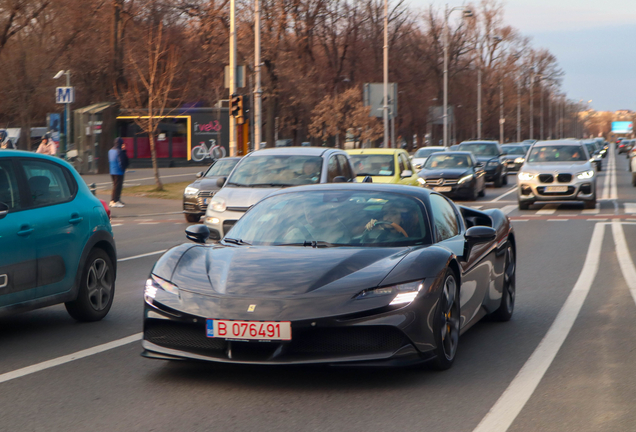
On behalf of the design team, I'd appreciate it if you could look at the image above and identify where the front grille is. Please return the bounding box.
[223,220,237,234]
[539,174,554,183]
[557,173,572,183]
[184,203,199,211]
[425,178,458,186]
[287,327,407,355]
[536,186,575,196]
[226,206,251,212]
[198,190,216,198]
[145,320,227,353]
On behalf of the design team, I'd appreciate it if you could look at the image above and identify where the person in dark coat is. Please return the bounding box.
[109,138,125,208]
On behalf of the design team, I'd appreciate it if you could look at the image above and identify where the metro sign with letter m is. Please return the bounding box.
[56,87,74,104]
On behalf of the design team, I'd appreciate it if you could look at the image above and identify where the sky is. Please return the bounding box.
[406,0,636,111]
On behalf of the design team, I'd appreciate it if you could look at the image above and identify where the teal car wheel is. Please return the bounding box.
[65,248,115,322]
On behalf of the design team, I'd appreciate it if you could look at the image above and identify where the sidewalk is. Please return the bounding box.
[83,167,202,190]
[95,191,183,219]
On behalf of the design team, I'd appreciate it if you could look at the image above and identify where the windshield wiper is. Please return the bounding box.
[225,182,249,187]
[223,238,251,246]
[249,183,295,187]
[278,241,338,248]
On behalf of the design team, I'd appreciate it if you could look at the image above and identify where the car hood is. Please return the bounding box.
[170,245,410,298]
[501,154,523,162]
[212,185,283,208]
[418,168,471,179]
[474,155,500,164]
[412,157,428,166]
[521,161,592,173]
[191,177,224,192]
[356,175,397,184]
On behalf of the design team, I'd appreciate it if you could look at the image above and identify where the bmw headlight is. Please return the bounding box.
[458,174,473,184]
[577,170,594,179]
[417,177,426,185]
[355,281,423,306]
[514,157,525,164]
[210,197,227,212]
[487,160,500,167]
[518,172,536,181]
[145,274,179,301]
[184,186,199,198]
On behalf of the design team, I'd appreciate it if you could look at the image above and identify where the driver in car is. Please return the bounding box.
[296,160,321,182]
[365,202,409,239]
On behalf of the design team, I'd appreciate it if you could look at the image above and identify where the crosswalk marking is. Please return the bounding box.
[581,204,600,214]
[501,205,516,215]
[536,204,558,215]
[624,203,636,214]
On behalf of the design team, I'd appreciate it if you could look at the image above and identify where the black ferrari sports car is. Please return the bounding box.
[142,184,516,370]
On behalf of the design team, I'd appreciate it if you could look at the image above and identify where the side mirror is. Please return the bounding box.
[362,176,373,183]
[333,176,347,183]
[401,170,413,178]
[196,171,203,178]
[463,226,497,260]
[216,177,226,188]
[475,162,484,169]
[186,224,210,244]
[0,202,8,220]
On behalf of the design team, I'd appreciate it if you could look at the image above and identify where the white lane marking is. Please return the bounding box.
[0,334,142,385]
[536,204,558,215]
[117,250,167,262]
[501,205,516,215]
[111,223,123,227]
[624,203,636,214]
[581,204,600,215]
[489,186,517,202]
[588,219,608,221]
[513,219,529,222]
[472,223,605,432]
[91,172,199,187]
[610,149,618,200]
[601,159,610,201]
[611,222,636,305]
[471,205,484,210]
[547,219,569,222]
[139,222,160,225]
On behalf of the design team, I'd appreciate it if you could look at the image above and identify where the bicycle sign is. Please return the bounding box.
[191,139,226,162]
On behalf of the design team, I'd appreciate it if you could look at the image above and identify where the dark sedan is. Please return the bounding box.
[183,157,241,222]
[417,152,486,200]
[501,144,530,172]
[143,184,516,370]
[457,141,508,187]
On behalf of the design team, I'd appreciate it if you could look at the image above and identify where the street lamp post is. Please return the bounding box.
[517,71,521,142]
[54,70,71,153]
[529,67,535,140]
[253,0,262,150]
[443,5,472,148]
[538,75,544,140]
[229,0,237,156]
[383,0,389,147]
[477,68,481,139]
[499,77,504,144]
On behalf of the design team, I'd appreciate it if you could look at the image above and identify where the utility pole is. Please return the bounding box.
[540,79,544,140]
[443,4,449,148]
[229,0,237,156]
[517,72,521,142]
[477,68,482,139]
[383,0,389,147]
[548,93,552,139]
[253,0,262,151]
[529,67,534,140]
[499,78,504,144]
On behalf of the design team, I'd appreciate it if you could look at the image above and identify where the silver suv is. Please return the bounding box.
[517,140,596,210]
[204,147,356,240]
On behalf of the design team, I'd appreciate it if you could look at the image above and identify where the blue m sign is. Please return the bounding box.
[56,87,74,104]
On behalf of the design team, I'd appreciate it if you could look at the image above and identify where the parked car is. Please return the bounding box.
[0,151,116,320]
[456,141,508,187]
[500,143,530,172]
[183,157,241,223]
[204,147,356,240]
[347,148,419,186]
[417,151,486,200]
[410,146,446,171]
[143,184,516,370]
[517,140,596,210]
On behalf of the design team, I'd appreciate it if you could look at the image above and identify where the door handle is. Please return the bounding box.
[69,213,84,225]
[17,224,33,236]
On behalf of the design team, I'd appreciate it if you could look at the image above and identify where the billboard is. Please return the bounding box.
[363,83,397,119]
[611,121,633,134]
[47,113,61,143]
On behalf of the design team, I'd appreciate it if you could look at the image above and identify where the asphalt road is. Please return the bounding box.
[2,147,636,432]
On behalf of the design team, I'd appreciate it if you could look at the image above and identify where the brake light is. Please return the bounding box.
[99,199,111,220]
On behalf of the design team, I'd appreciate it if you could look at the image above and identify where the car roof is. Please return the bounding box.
[218,156,242,161]
[0,149,61,160]
[266,182,431,199]
[346,148,403,155]
[501,143,526,147]
[247,147,331,156]
[431,151,473,156]
[458,141,500,145]
[531,139,583,147]
[415,146,446,149]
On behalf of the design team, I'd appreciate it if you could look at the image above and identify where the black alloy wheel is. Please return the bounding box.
[491,244,516,322]
[65,248,115,322]
[430,269,460,370]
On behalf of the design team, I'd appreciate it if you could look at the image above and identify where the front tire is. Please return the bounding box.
[632,172,636,187]
[518,200,530,210]
[584,197,597,210]
[494,173,503,188]
[491,244,516,322]
[430,270,460,370]
[65,249,115,322]
[185,214,201,223]
[502,172,508,185]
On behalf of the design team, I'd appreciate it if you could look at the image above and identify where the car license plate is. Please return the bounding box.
[206,319,291,341]
[545,186,568,193]
[433,186,452,192]
[203,198,209,205]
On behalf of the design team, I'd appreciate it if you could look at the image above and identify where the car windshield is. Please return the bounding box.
[205,159,239,177]
[226,155,323,186]
[584,143,596,155]
[527,145,588,163]
[457,143,499,156]
[349,154,395,176]
[226,190,431,247]
[424,154,472,169]
[502,146,526,155]
[414,148,443,158]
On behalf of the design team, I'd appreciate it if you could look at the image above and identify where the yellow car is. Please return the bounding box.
[346,148,420,186]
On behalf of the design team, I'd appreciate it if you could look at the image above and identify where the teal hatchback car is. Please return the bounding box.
[0,151,116,321]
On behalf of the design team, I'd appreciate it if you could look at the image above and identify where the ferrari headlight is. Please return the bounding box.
[514,157,525,164]
[577,170,594,179]
[145,274,179,302]
[355,281,424,306]
[487,160,499,167]
[417,177,426,185]
[184,186,199,198]
[210,197,226,212]
[518,172,536,181]
[458,174,473,184]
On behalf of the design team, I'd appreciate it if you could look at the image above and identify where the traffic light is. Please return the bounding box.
[230,93,241,118]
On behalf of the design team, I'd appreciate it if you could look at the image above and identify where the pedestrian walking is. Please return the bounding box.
[119,141,129,205]
[35,134,57,155]
[109,137,126,208]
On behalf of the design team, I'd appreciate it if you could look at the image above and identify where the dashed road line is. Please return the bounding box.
[117,250,167,262]
[501,205,516,215]
[536,204,558,215]
[612,221,636,305]
[489,186,517,203]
